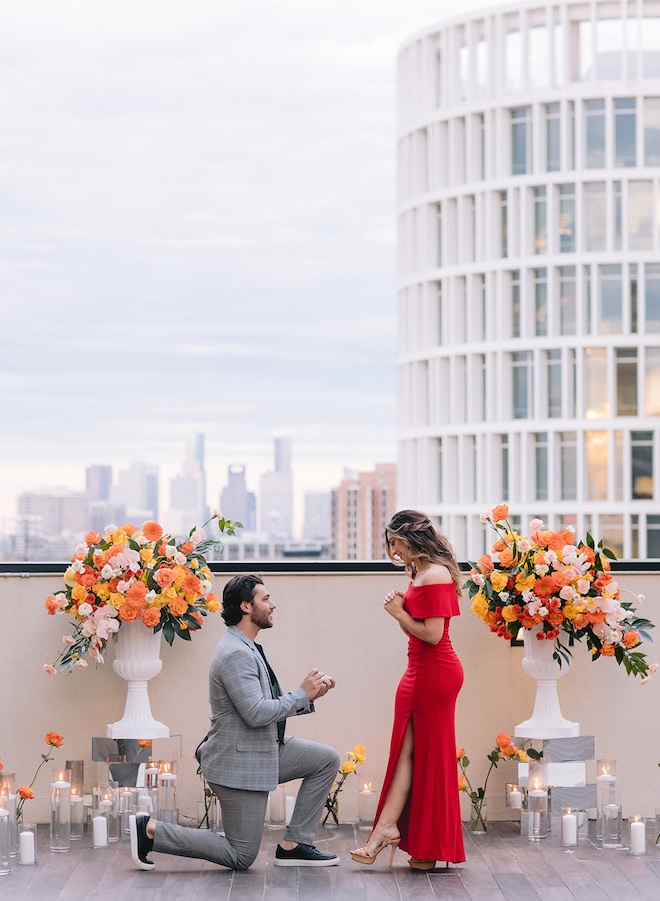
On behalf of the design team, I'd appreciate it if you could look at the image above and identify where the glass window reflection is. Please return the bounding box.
[644,98,660,166]
[584,182,606,251]
[585,347,609,418]
[545,103,560,171]
[646,264,660,333]
[586,431,609,499]
[645,347,660,415]
[614,98,636,167]
[585,99,606,168]
[631,431,654,499]
[616,348,637,416]
[595,20,623,80]
[598,264,623,334]
[628,181,653,250]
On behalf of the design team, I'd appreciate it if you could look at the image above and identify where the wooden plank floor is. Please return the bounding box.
[2,821,660,900]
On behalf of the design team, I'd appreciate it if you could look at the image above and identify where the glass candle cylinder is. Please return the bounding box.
[18,822,37,865]
[70,790,84,840]
[600,789,622,849]
[92,810,108,849]
[157,761,177,824]
[119,787,136,834]
[561,806,578,848]
[0,807,10,876]
[596,761,617,840]
[65,760,84,798]
[506,783,524,809]
[358,779,378,830]
[528,788,548,840]
[629,815,647,855]
[0,774,17,857]
[145,762,159,789]
[50,768,71,852]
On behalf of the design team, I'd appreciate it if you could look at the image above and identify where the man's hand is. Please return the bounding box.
[301,668,336,700]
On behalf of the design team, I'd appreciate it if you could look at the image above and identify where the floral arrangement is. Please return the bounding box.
[0,732,65,819]
[465,504,655,679]
[457,733,533,832]
[44,514,240,674]
[322,743,367,826]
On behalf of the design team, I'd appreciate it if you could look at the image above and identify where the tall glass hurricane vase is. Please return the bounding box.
[514,624,579,739]
[107,620,169,739]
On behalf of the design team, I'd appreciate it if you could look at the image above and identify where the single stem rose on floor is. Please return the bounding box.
[14,731,64,819]
[457,734,536,833]
[322,744,367,826]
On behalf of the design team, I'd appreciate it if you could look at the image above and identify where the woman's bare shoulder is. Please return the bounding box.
[416,564,453,586]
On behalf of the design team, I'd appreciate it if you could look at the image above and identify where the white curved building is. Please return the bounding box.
[396,0,660,560]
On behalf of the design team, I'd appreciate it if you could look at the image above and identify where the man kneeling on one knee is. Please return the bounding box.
[130,573,340,870]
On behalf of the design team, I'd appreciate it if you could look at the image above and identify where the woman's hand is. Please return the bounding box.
[383,590,406,620]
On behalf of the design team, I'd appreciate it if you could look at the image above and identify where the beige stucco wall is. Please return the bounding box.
[1,569,658,824]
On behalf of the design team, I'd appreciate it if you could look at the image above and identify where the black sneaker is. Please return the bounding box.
[274,843,339,867]
[129,814,155,870]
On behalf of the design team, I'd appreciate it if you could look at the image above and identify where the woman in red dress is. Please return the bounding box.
[349,509,465,870]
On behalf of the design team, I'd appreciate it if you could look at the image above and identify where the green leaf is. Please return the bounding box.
[163,621,175,646]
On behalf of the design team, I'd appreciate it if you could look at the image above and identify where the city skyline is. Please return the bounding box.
[0,0,501,528]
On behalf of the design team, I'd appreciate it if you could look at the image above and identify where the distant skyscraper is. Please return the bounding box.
[16,488,90,559]
[110,462,159,523]
[220,465,256,531]
[165,432,208,537]
[332,463,397,560]
[86,465,112,502]
[397,0,660,560]
[259,436,293,538]
[303,492,332,542]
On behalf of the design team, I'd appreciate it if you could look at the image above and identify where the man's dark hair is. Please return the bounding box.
[221,574,264,626]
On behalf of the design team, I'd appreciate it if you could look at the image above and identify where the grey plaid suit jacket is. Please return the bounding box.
[198,625,314,791]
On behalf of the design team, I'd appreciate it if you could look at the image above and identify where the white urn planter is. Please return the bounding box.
[107,619,169,739]
[514,625,579,739]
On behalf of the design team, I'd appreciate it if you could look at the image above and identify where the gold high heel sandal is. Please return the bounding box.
[408,857,436,871]
[349,830,401,866]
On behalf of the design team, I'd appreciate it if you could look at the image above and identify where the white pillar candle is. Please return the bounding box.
[630,819,646,854]
[93,815,108,848]
[19,829,35,864]
[510,790,523,809]
[528,789,547,834]
[562,811,577,845]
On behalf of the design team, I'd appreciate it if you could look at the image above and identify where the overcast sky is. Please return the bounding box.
[1,0,500,529]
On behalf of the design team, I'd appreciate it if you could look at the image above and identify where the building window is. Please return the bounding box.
[559,431,577,500]
[614,98,637,167]
[616,348,637,416]
[632,431,654,499]
[631,263,638,333]
[598,265,623,334]
[511,270,521,338]
[547,350,562,417]
[500,191,508,258]
[506,27,522,92]
[545,103,560,171]
[500,434,510,501]
[584,182,606,251]
[559,266,576,335]
[644,98,660,165]
[535,432,548,501]
[511,107,532,175]
[595,20,622,80]
[642,20,660,78]
[645,347,660,415]
[585,99,606,168]
[437,437,443,502]
[585,347,609,419]
[436,203,443,267]
[600,515,624,558]
[534,187,547,254]
[436,281,443,345]
[648,516,660,558]
[614,181,623,250]
[512,351,533,419]
[558,184,576,252]
[534,268,548,336]
[586,431,609,500]
[628,181,653,250]
[646,263,660,333]
[529,25,549,88]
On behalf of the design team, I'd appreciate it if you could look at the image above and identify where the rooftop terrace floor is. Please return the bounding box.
[3,821,660,901]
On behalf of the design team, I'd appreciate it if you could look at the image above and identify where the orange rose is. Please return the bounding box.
[476,554,494,574]
[142,521,164,542]
[547,610,565,627]
[154,567,176,588]
[600,643,616,656]
[141,608,161,628]
[458,776,467,792]
[45,595,59,615]
[85,531,102,545]
[623,630,640,648]
[552,570,572,589]
[456,747,465,759]
[80,572,96,589]
[119,604,140,622]
[180,542,194,554]
[573,613,589,630]
[492,538,506,553]
[496,733,513,750]
[168,597,189,617]
[18,786,34,800]
[498,547,515,567]
[121,523,138,536]
[547,529,575,551]
[491,504,509,523]
[45,731,64,747]
[190,611,204,628]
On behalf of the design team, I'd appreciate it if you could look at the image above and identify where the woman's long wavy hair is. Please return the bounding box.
[385,509,462,591]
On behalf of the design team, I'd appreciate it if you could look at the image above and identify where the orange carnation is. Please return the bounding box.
[491,504,509,523]
[45,731,64,747]
[142,521,163,542]
[141,608,161,628]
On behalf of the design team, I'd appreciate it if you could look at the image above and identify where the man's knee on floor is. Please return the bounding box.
[234,848,259,871]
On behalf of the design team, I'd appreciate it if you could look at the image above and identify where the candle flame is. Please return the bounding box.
[363,782,372,791]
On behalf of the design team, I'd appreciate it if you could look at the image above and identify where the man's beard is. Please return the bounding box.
[250,608,273,630]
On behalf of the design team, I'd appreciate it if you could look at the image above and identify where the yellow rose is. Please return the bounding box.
[471,593,488,619]
[71,583,87,602]
[200,565,211,579]
[515,573,536,593]
[190,559,199,570]
[171,565,187,586]
[501,604,519,623]
[94,582,110,601]
[562,603,577,620]
[161,586,178,600]
[140,547,154,564]
[206,597,221,613]
[490,571,509,593]
[110,592,124,607]
[341,760,356,775]
[351,744,367,765]
[110,530,129,546]
[64,566,75,585]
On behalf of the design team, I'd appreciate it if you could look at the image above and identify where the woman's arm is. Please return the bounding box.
[383,590,446,645]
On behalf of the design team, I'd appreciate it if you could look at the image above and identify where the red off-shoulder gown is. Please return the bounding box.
[374,582,465,863]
